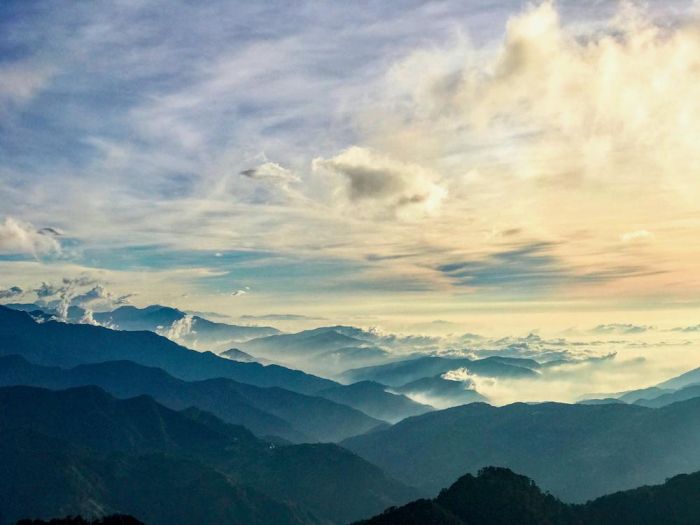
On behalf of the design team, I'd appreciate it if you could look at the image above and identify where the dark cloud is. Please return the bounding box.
[38,227,63,236]
[437,242,662,291]
[591,324,654,335]
[0,286,23,299]
[671,324,700,333]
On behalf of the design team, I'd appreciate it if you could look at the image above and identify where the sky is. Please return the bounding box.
[2,0,700,337]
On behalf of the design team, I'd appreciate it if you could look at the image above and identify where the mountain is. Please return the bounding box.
[655,366,700,391]
[0,385,416,524]
[342,355,538,387]
[635,383,700,408]
[316,381,433,423]
[93,304,184,330]
[356,466,700,525]
[221,347,258,362]
[577,397,625,405]
[0,385,264,455]
[0,427,318,525]
[93,305,280,346]
[356,467,571,525]
[0,308,429,431]
[342,399,700,502]
[0,355,385,442]
[617,386,674,403]
[242,326,370,357]
[392,375,488,408]
[314,346,390,371]
[0,305,334,395]
[240,327,394,376]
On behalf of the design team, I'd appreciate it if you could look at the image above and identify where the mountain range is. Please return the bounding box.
[0,355,385,442]
[342,398,700,502]
[0,385,416,525]
[341,355,539,387]
[0,306,434,423]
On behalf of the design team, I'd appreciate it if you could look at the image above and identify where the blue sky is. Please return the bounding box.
[2,0,700,332]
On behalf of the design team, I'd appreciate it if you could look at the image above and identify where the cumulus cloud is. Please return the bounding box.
[71,284,134,311]
[30,278,134,321]
[158,314,196,343]
[0,286,23,300]
[313,146,447,219]
[0,217,61,256]
[382,1,700,191]
[336,1,700,296]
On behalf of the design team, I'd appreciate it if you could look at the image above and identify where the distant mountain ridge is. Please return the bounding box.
[0,306,435,427]
[342,355,539,387]
[0,305,334,395]
[0,355,384,442]
[343,398,700,502]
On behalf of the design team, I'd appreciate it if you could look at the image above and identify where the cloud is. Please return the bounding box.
[239,313,327,321]
[0,286,23,300]
[3,0,700,311]
[671,324,700,333]
[436,242,656,293]
[591,323,654,335]
[71,284,134,310]
[158,315,195,344]
[621,230,653,243]
[0,217,61,256]
[313,146,447,219]
[241,162,300,185]
[0,62,53,110]
[30,277,134,320]
[377,1,700,193]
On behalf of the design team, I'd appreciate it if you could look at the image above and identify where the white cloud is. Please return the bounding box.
[71,284,134,311]
[158,314,195,344]
[0,217,61,257]
[621,230,653,243]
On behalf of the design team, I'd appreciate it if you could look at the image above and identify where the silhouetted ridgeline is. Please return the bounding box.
[356,467,700,525]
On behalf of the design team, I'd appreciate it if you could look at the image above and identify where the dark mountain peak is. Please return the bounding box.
[0,304,36,326]
[357,467,570,525]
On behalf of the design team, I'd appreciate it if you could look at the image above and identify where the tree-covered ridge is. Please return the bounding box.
[356,467,700,525]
